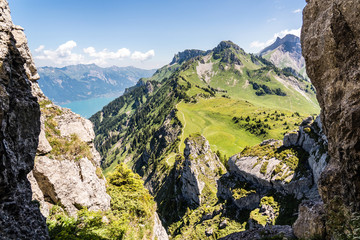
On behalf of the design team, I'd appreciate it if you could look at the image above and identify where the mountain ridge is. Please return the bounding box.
[38,63,156,104]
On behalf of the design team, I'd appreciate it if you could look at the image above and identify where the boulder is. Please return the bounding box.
[31,156,110,217]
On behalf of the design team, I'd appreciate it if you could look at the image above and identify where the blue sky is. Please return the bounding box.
[9,0,306,69]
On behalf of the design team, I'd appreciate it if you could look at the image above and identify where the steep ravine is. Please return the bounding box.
[302,0,360,238]
[0,0,49,238]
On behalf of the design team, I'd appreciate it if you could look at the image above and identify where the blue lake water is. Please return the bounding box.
[61,96,118,119]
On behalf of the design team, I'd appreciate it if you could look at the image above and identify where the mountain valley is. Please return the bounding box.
[89,39,322,239]
[2,0,359,239]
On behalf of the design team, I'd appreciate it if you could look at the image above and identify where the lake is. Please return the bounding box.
[60,96,118,119]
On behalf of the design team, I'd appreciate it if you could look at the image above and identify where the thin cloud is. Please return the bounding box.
[293,9,302,13]
[250,28,301,52]
[34,41,155,67]
[131,50,155,61]
[34,40,84,65]
[83,47,131,59]
[35,45,45,52]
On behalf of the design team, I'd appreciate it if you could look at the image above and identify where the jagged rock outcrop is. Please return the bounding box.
[30,155,110,217]
[175,134,225,207]
[283,116,328,183]
[227,139,314,200]
[302,0,360,237]
[27,86,110,217]
[0,0,49,238]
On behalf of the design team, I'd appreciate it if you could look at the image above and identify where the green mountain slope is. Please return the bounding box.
[90,40,319,238]
[91,39,319,177]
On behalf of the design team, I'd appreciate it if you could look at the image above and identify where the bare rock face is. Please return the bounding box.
[27,89,110,217]
[175,134,225,207]
[0,0,49,238]
[283,116,328,184]
[31,156,111,217]
[228,140,314,200]
[302,0,360,237]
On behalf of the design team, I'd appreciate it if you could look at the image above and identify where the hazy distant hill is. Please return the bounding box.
[38,64,156,104]
[260,34,309,80]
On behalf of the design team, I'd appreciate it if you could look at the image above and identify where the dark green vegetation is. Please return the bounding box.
[38,64,156,104]
[47,164,156,240]
[90,40,320,238]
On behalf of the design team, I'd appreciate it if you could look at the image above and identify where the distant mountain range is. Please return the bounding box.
[38,64,156,104]
[259,34,309,80]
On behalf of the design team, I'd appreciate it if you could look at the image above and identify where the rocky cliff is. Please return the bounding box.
[302,0,360,237]
[0,0,49,238]
[175,134,225,208]
[28,85,111,217]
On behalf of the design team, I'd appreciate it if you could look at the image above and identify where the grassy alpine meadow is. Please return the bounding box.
[177,97,311,157]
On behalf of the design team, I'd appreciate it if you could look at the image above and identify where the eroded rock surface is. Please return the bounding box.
[302,0,360,237]
[228,139,314,200]
[175,134,225,207]
[27,87,110,217]
[0,0,49,238]
[283,116,328,184]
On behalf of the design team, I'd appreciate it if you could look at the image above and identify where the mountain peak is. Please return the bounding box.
[260,34,300,56]
[214,40,242,52]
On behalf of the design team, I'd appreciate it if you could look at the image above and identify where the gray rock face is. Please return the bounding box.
[27,87,110,216]
[31,156,110,217]
[0,0,49,238]
[283,116,328,184]
[302,0,360,237]
[228,141,313,200]
[293,201,326,239]
[176,134,225,207]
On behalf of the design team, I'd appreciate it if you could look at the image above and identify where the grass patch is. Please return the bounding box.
[177,97,307,158]
[49,134,93,161]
